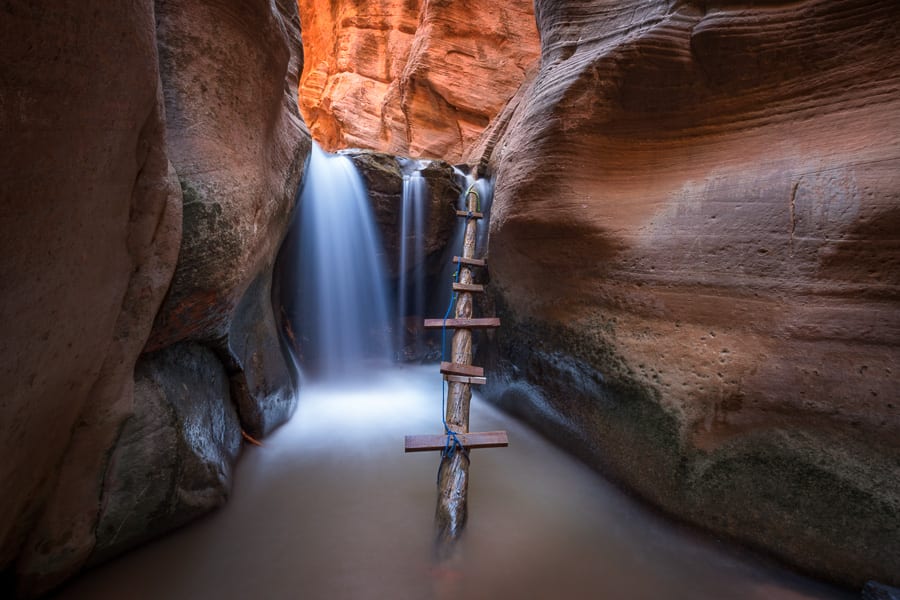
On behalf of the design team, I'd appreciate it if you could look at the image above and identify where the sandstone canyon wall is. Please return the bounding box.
[482,0,900,586]
[296,0,540,162]
[0,0,309,596]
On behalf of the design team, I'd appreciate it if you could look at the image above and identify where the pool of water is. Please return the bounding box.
[55,365,851,600]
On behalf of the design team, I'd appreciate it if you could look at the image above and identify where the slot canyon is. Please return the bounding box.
[1,0,897,598]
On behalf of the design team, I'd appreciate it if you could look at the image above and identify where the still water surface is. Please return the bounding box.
[56,366,851,600]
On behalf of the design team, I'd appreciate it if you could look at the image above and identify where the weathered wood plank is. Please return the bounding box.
[443,374,487,385]
[405,431,509,453]
[453,256,486,267]
[424,317,500,329]
[440,361,484,377]
[455,210,484,219]
[452,282,484,293]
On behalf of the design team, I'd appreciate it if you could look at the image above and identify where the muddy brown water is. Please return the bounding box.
[55,365,851,600]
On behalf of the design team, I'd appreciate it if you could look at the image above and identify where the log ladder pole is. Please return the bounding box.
[404,181,507,554]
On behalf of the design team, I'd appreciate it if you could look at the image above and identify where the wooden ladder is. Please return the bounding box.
[405,187,507,456]
[405,183,508,547]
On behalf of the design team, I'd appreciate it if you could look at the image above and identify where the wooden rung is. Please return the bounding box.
[405,430,509,453]
[452,282,484,293]
[440,361,484,377]
[453,256,486,267]
[424,318,500,329]
[443,374,487,385]
[456,210,484,219]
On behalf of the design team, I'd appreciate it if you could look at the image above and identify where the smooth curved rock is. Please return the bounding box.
[147,0,309,447]
[90,343,241,566]
[227,269,299,438]
[148,0,309,350]
[2,0,310,595]
[0,1,181,595]
[484,0,900,587]
[296,0,540,161]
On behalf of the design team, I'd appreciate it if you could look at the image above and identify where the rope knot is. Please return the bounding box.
[442,426,470,461]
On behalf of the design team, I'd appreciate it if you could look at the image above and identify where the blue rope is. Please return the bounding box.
[436,183,482,477]
[439,261,468,467]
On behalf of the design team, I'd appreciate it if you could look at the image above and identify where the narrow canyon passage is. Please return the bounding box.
[53,367,849,600]
[3,0,898,596]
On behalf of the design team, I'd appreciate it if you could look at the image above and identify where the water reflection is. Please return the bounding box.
[54,366,850,600]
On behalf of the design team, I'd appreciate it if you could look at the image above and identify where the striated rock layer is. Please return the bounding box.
[296,0,540,161]
[482,0,900,587]
[0,0,309,596]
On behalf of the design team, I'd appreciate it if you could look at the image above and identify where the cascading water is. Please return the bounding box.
[296,143,393,377]
[432,169,494,318]
[396,167,428,357]
[55,151,851,600]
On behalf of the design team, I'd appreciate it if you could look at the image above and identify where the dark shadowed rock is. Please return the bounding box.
[863,581,900,600]
[227,270,299,438]
[2,0,309,595]
[90,343,240,566]
[344,150,460,277]
[1,1,181,595]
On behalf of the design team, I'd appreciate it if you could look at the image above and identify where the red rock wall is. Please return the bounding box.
[484,0,900,586]
[0,1,181,592]
[296,0,540,162]
[0,0,309,595]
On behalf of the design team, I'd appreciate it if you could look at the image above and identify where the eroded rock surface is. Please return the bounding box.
[91,344,241,566]
[483,0,900,586]
[1,0,309,595]
[0,1,181,594]
[148,0,310,440]
[296,0,540,161]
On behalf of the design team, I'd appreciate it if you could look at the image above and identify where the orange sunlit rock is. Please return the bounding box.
[296,0,540,161]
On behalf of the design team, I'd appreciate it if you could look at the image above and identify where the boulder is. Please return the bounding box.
[90,344,241,566]
[483,0,900,587]
[863,581,900,600]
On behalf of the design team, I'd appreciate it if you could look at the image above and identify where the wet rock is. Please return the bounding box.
[90,343,240,566]
[227,270,298,438]
[483,0,900,587]
[296,0,540,161]
[344,150,460,278]
[863,581,900,600]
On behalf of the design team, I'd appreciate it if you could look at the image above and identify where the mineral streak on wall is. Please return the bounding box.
[296,0,540,162]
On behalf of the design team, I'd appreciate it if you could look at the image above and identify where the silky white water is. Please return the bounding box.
[53,149,849,600]
[397,169,428,354]
[296,143,393,376]
[55,366,849,600]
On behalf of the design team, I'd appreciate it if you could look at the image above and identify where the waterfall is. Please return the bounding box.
[431,169,495,319]
[397,167,428,357]
[296,143,393,377]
